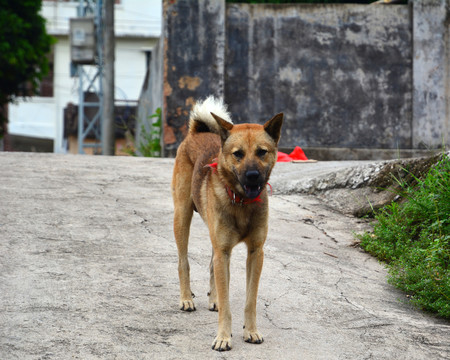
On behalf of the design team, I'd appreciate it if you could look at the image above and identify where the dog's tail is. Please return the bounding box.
[189,96,233,135]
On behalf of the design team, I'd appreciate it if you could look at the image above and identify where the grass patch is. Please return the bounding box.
[358,153,449,318]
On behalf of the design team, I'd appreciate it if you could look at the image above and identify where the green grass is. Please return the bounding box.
[123,108,162,157]
[358,153,450,318]
[137,108,162,157]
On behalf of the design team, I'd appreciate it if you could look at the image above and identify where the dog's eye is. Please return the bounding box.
[257,149,268,158]
[233,150,244,160]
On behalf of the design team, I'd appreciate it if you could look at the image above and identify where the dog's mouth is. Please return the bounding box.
[243,184,263,199]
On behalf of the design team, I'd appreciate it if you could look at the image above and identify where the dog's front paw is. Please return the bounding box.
[243,327,264,344]
[179,299,196,312]
[212,335,232,351]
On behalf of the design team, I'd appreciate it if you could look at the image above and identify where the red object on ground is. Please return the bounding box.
[277,146,308,162]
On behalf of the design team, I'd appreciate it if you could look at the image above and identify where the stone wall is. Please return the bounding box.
[137,0,449,159]
[225,4,412,150]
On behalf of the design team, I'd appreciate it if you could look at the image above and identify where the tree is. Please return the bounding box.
[0,0,54,138]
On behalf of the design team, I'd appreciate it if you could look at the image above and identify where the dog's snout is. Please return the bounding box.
[245,170,260,182]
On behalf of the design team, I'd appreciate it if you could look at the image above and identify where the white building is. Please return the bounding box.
[8,0,161,153]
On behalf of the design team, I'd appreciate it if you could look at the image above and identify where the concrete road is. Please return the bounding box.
[0,153,448,359]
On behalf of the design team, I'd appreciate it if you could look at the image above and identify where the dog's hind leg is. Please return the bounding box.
[174,206,195,311]
[172,160,195,312]
[208,248,218,311]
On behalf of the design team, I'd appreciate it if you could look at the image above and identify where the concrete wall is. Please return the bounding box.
[162,0,225,155]
[136,35,163,154]
[412,0,450,149]
[138,0,449,159]
[225,4,412,150]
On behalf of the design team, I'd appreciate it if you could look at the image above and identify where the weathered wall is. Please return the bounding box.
[138,0,449,158]
[225,4,412,150]
[162,0,225,155]
[136,35,163,154]
[412,0,450,149]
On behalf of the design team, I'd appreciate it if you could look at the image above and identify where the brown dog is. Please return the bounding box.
[172,96,283,351]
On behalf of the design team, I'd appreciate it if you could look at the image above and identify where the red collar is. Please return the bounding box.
[206,162,271,205]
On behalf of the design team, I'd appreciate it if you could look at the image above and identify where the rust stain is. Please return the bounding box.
[178,76,202,90]
[163,36,172,98]
[179,123,188,138]
[164,82,173,97]
[185,96,195,107]
[164,124,176,145]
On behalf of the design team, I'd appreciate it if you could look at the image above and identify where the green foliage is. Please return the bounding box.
[359,154,450,318]
[0,0,55,134]
[135,108,162,157]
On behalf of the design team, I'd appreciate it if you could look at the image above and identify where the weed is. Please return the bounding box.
[358,153,450,318]
[123,108,162,157]
[138,108,162,157]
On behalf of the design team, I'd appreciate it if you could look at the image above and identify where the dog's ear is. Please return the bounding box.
[211,112,233,143]
[264,113,284,145]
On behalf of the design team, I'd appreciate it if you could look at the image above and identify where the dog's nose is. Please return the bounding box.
[245,170,260,183]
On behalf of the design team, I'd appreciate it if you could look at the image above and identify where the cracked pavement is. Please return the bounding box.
[0,152,449,359]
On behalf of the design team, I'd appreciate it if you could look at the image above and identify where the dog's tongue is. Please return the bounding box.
[244,185,261,199]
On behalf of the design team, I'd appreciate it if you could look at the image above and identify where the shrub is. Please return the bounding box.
[359,153,450,318]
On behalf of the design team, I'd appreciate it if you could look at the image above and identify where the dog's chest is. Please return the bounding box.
[223,205,265,240]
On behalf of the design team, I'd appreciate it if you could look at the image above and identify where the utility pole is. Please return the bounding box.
[102,0,115,155]
[72,0,104,155]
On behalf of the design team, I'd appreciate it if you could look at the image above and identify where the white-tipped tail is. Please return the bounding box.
[189,96,232,134]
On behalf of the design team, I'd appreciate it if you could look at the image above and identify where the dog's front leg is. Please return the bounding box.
[244,244,264,344]
[211,248,232,351]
